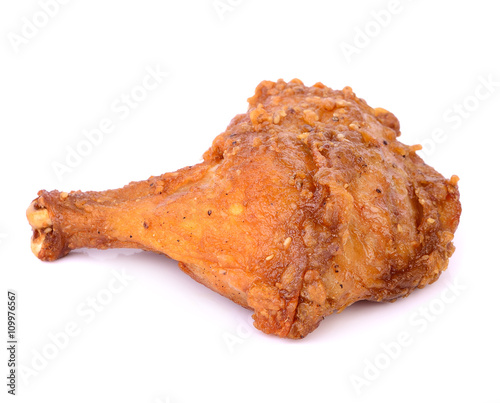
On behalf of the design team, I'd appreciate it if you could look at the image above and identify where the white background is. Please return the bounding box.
[1,1,499,402]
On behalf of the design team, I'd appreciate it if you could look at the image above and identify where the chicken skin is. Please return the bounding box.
[27,79,461,339]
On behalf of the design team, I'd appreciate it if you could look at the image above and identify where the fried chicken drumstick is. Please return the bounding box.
[27,79,461,339]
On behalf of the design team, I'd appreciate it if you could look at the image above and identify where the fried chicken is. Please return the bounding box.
[27,79,461,339]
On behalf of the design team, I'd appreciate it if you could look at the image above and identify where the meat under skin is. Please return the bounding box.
[27,79,461,339]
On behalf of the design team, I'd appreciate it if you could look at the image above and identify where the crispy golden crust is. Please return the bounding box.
[27,79,461,338]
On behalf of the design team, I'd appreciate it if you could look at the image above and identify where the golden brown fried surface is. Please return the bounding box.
[27,79,461,339]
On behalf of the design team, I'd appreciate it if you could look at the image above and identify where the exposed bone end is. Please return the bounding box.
[27,197,70,261]
[30,229,45,257]
[27,201,52,229]
[27,200,52,259]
